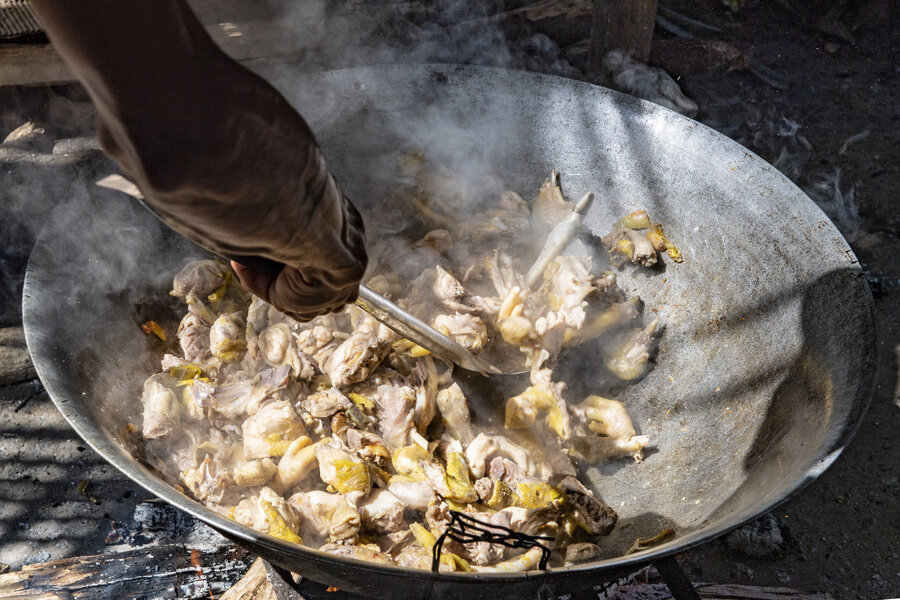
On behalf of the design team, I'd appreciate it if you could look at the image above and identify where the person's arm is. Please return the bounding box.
[30,0,367,320]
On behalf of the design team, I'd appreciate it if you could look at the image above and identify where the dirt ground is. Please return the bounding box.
[636,2,899,598]
[1,1,898,598]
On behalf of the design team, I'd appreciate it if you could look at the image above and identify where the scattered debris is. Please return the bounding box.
[602,50,699,117]
[838,129,870,155]
[727,513,784,558]
[76,479,101,505]
[804,168,861,242]
[650,38,753,75]
[625,528,676,555]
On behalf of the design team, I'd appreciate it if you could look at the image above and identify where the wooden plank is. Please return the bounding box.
[0,327,35,385]
[608,582,837,600]
[0,545,253,600]
[219,558,276,600]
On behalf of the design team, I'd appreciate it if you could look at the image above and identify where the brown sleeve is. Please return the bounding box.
[30,0,368,318]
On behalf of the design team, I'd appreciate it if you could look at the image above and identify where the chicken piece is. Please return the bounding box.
[570,434,650,463]
[273,436,330,493]
[300,388,352,418]
[171,259,230,300]
[497,286,540,349]
[234,486,302,544]
[472,546,545,573]
[465,433,541,481]
[504,368,573,440]
[543,255,595,330]
[558,476,617,538]
[257,323,315,380]
[208,365,291,419]
[181,455,234,503]
[318,543,395,564]
[209,312,247,363]
[435,383,475,446]
[387,476,436,511]
[432,265,500,315]
[533,311,568,356]
[404,447,478,504]
[422,229,452,253]
[486,251,527,300]
[575,298,640,344]
[233,458,277,488]
[411,356,438,434]
[646,221,683,262]
[432,265,466,309]
[346,429,391,467]
[177,311,211,364]
[603,226,658,267]
[487,456,529,486]
[565,542,603,564]
[357,489,407,534]
[578,395,638,439]
[603,318,660,381]
[531,170,574,228]
[315,445,371,504]
[141,374,180,439]
[323,314,393,387]
[289,490,361,544]
[241,400,307,459]
[295,320,340,367]
[396,544,433,569]
[160,353,192,371]
[373,383,416,450]
[431,313,488,353]
[573,395,650,461]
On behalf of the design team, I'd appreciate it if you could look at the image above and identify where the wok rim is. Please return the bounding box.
[22,62,877,593]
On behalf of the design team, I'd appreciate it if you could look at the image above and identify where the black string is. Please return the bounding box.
[431,510,554,572]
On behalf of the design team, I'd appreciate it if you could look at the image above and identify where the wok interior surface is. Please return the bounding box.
[23,64,875,599]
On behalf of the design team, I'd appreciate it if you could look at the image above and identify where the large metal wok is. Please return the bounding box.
[23,64,875,599]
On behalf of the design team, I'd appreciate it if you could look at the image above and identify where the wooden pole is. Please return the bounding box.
[588,0,658,73]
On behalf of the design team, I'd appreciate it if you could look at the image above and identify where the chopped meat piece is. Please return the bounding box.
[141,374,180,439]
[373,383,416,450]
[257,323,315,380]
[182,455,234,503]
[357,489,407,534]
[435,383,474,446]
[171,260,230,300]
[241,400,307,459]
[319,543,395,564]
[209,312,246,363]
[177,312,211,364]
[289,490,361,544]
[558,476,617,538]
[301,388,352,418]
[234,486,302,543]
[431,313,488,352]
[315,444,371,504]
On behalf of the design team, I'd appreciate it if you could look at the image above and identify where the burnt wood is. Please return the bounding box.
[0,545,252,600]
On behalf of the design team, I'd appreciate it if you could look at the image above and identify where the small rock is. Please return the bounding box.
[2,121,50,151]
[733,562,755,580]
[23,551,51,566]
[726,513,784,557]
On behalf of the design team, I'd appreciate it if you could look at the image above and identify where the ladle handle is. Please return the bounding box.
[354,285,498,375]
